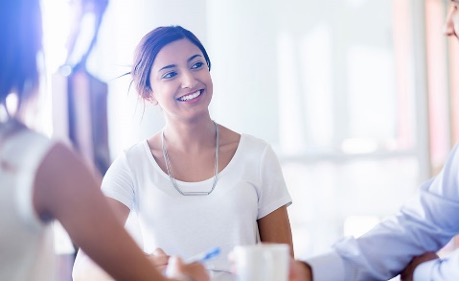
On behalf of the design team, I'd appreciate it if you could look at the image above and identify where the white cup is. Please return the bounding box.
[232,243,290,281]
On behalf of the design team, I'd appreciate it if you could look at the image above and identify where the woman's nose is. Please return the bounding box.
[180,71,196,88]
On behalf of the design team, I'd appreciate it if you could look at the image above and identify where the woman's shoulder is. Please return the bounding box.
[2,127,56,160]
[218,124,269,147]
[221,130,274,165]
[124,140,150,154]
[218,125,240,146]
[238,133,272,151]
[110,139,152,168]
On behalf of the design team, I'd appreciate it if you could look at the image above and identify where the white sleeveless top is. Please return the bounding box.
[0,127,57,280]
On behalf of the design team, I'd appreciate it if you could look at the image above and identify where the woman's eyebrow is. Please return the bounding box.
[158,64,176,72]
[157,54,203,72]
[187,54,202,62]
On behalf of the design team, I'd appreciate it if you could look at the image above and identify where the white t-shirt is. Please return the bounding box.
[102,133,292,280]
[0,127,57,280]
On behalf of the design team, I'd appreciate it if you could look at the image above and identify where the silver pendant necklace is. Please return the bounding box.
[161,121,219,196]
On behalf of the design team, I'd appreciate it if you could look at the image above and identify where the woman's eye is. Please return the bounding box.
[162,71,177,79]
[191,62,204,69]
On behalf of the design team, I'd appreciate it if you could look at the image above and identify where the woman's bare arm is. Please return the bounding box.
[257,205,294,257]
[72,198,131,280]
[33,143,207,280]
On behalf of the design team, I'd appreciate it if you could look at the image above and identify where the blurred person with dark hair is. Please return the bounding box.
[0,0,208,280]
[289,0,459,281]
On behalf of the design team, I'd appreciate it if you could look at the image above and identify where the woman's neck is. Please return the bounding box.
[162,118,217,153]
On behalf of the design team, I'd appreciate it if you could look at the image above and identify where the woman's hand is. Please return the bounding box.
[289,259,313,280]
[147,248,170,273]
[165,256,210,281]
[400,251,438,281]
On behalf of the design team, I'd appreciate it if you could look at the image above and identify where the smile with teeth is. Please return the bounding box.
[178,90,202,102]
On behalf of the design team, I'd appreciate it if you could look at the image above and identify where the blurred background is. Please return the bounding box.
[35,0,458,279]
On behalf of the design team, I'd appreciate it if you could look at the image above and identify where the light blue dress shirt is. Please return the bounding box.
[306,144,459,280]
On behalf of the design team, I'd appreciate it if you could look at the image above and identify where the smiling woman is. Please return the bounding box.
[72,25,295,281]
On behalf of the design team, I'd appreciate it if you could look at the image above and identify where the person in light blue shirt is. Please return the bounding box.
[289,0,459,281]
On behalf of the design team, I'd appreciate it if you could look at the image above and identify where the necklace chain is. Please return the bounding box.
[161,121,219,196]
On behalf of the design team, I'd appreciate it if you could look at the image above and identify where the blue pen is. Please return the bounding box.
[187,247,221,263]
[165,247,222,277]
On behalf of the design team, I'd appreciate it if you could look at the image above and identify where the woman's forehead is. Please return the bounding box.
[153,39,202,66]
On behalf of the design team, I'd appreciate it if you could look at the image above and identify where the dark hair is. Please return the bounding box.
[0,0,42,112]
[131,25,211,100]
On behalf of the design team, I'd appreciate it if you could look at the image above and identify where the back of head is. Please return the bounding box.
[0,0,42,112]
[131,25,211,100]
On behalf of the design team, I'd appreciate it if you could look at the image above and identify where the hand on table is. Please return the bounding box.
[400,251,438,281]
[147,248,209,280]
[288,259,313,280]
[165,256,210,281]
[147,248,170,273]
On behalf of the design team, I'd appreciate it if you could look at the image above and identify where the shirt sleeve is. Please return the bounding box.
[257,144,292,219]
[413,249,459,281]
[101,151,136,210]
[303,251,346,280]
[304,144,459,280]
